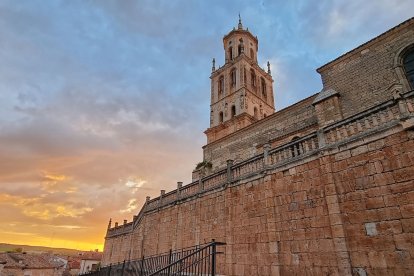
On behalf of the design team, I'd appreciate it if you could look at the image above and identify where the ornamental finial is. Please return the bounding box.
[238,13,243,30]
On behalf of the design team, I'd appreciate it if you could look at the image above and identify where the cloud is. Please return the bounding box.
[120,199,138,214]
[293,0,413,51]
[124,177,147,189]
[0,193,92,220]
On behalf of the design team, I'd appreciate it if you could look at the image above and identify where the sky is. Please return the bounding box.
[0,0,412,251]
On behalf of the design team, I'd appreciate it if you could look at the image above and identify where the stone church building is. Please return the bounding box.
[102,17,414,275]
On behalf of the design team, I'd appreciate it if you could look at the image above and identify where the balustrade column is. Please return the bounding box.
[372,114,379,126]
[303,140,309,152]
[356,120,363,132]
[364,118,371,129]
[379,110,387,123]
[387,108,394,120]
[336,127,342,140]
[348,123,355,135]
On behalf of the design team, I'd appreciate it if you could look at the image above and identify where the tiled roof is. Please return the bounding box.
[312,89,339,105]
[68,259,80,269]
[79,251,102,261]
[0,252,65,269]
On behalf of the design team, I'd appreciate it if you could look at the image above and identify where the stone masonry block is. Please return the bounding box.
[365,222,378,236]
[401,218,414,233]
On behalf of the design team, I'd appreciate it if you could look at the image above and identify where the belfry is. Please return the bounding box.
[205,17,275,143]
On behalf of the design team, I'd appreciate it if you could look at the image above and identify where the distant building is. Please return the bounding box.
[42,254,68,270]
[0,252,65,276]
[78,252,102,275]
[65,258,80,276]
[0,260,7,275]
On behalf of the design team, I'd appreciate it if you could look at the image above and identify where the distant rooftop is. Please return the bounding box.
[0,252,64,269]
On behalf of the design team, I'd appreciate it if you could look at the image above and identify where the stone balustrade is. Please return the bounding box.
[323,100,399,145]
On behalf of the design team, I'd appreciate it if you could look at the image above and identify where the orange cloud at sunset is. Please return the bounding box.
[0,146,199,250]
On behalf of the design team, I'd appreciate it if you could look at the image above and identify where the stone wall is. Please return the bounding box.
[332,130,414,275]
[103,122,414,275]
[102,231,133,264]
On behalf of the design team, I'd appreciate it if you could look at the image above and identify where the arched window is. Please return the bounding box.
[250,49,254,59]
[253,107,258,119]
[231,105,236,117]
[218,76,224,97]
[219,112,224,123]
[230,68,236,87]
[261,78,267,98]
[243,68,247,84]
[238,38,244,56]
[250,69,256,90]
[403,47,414,89]
[229,47,233,60]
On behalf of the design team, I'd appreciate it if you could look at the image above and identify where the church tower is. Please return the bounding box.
[205,17,275,143]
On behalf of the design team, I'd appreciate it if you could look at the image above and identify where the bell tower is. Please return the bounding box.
[205,17,275,143]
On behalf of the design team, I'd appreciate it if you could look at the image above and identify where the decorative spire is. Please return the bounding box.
[238,13,243,30]
[267,61,271,75]
[108,218,112,229]
[212,58,216,72]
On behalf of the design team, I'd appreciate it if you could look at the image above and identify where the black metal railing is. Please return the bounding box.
[80,240,225,276]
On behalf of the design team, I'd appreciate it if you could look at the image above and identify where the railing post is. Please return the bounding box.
[211,239,217,276]
[317,129,326,148]
[167,249,173,276]
[107,264,111,276]
[226,159,233,183]
[177,182,183,200]
[263,143,271,167]
[140,256,144,276]
[120,260,125,276]
[198,177,204,194]
[391,83,408,117]
[159,190,165,208]
[145,196,150,211]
